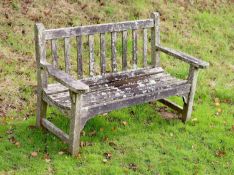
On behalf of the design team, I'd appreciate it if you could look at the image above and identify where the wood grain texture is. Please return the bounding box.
[45,19,154,39]
[111,32,117,72]
[151,12,160,67]
[156,45,209,68]
[51,39,58,68]
[41,63,89,93]
[143,28,147,67]
[122,30,128,71]
[100,33,106,74]
[41,118,69,143]
[132,29,138,69]
[76,35,83,78]
[89,35,95,76]
[64,37,71,74]
[182,66,199,122]
[35,23,48,127]
[69,91,85,155]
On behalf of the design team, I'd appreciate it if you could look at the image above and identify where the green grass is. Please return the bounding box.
[0,0,234,174]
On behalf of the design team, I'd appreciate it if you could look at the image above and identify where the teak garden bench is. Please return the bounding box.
[35,12,209,155]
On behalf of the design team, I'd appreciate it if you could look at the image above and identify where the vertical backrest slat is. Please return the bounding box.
[151,12,160,67]
[76,35,83,78]
[143,29,147,67]
[89,34,95,76]
[111,32,117,72]
[64,37,71,74]
[51,39,58,68]
[132,29,138,69]
[100,33,106,75]
[122,30,128,71]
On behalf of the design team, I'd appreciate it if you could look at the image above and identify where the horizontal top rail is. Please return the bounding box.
[44,19,154,40]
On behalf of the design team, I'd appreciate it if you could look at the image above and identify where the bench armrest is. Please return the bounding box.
[156,45,209,69]
[41,63,89,93]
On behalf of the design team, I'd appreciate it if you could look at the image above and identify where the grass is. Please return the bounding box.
[0,0,234,174]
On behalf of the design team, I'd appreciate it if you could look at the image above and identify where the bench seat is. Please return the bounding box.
[43,67,191,118]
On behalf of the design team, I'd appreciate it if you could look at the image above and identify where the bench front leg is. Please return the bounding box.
[69,91,84,156]
[182,66,199,122]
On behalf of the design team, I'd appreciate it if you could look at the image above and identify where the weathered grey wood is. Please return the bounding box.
[158,99,183,113]
[143,28,147,67]
[41,118,69,143]
[45,19,154,40]
[151,12,160,67]
[64,37,71,74]
[89,35,95,76]
[132,29,138,69]
[76,35,83,78]
[100,33,106,74]
[35,23,48,128]
[182,66,199,122]
[51,39,58,68]
[122,30,128,71]
[41,63,89,93]
[156,45,209,68]
[36,13,207,155]
[84,83,191,119]
[111,32,117,72]
[82,67,163,86]
[69,91,85,155]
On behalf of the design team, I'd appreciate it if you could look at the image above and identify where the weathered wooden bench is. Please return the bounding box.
[35,12,209,155]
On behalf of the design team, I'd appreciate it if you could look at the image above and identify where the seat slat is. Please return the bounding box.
[43,68,191,111]
[82,67,164,86]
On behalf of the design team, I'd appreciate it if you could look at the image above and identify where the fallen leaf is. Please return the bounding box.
[215,102,220,106]
[31,151,38,157]
[103,152,112,159]
[102,136,109,142]
[231,125,234,132]
[103,158,108,163]
[100,128,104,132]
[215,150,225,157]
[217,108,222,113]
[15,141,20,147]
[58,151,64,155]
[44,153,51,163]
[128,163,138,171]
[170,132,173,137]
[122,121,128,126]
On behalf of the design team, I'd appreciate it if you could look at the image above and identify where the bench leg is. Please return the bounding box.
[182,66,199,122]
[69,91,83,156]
[36,92,47,127]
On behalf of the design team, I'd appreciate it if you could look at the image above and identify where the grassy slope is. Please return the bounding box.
[0,0,234,174]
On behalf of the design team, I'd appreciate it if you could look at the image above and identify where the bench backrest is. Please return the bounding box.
[35,12,160,81]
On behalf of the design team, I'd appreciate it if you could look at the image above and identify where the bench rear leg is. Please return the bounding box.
[36,92,47,127]
[69,91,84,156]
[182,66,199,122]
